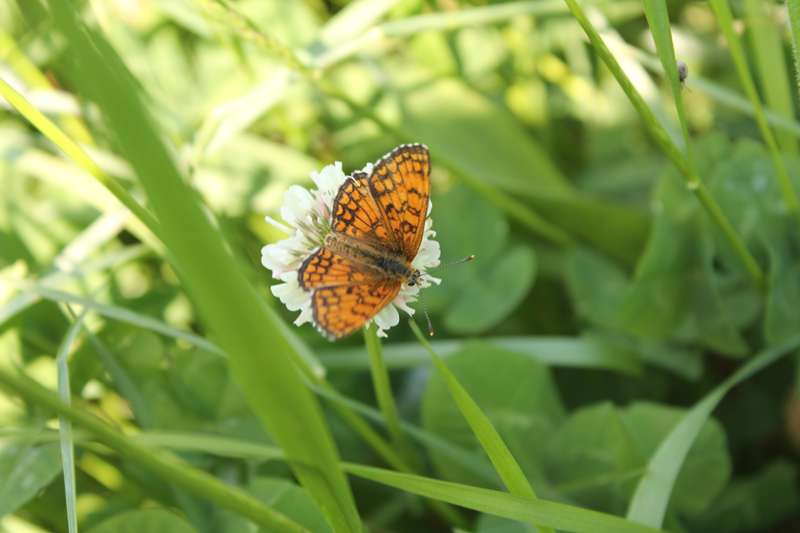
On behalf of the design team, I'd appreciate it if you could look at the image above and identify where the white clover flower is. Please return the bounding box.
[261,151,441,339]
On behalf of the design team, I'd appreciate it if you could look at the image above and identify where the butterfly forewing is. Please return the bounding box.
[329,173,395,251]
[368,144,430,262]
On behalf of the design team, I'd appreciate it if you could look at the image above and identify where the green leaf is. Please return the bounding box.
[684,460,800,533]
[86,509,198,533]
[543,403,646,515]
[626,333,800,527]
[0,443,62,518]
[620,403,730,517]
[444,245,536,334]
[543,402,730,518]
[422,342,566,488]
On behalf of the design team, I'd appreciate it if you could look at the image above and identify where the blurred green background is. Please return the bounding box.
[2,0,800,531]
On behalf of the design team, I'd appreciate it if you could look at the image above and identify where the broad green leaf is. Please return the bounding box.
[48,3,361,531]
[422,342,566,488]
[544,402,729,518]
[444,245,536,334]
[543,403,646,515]
[566,246,630,330]
[620,403,730,517]
[0,443,61,518]
[685,460,800,533]
[626,333,800,527]
[86,509,198,533]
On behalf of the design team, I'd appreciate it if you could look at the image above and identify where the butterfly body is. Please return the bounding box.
[298,144,431,340]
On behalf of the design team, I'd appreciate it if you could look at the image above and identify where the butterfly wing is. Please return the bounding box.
[298,247,401,340]
[329,173,396,251]
[368,144,430,262]
[312,280,402,340]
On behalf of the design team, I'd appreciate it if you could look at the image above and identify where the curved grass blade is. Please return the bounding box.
[47,2,361,530]
[0,75,162,239]
[626,333,800,527]
[0,367,311,533]
[343,463,665,533]
[409,322,554,533]
[56,306,88,533]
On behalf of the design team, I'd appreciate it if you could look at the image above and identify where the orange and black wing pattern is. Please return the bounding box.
[298,247,400,339]
[298,247,382,291]
[311,280,402,340]
[368,144,430,262]
[329,173,395,250]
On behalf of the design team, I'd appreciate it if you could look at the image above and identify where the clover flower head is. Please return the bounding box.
[261,157,440,338]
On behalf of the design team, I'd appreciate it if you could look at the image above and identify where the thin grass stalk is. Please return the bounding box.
[788,0,800,97]
[56,306,87,533]
[561,0,765,289]
[363,325,421,472]
[744,0,798,154]
[706,0,800,212]
[408,322,556,533]
[640,0,697,176]
[0,76,163,240]
[0,367,311,533]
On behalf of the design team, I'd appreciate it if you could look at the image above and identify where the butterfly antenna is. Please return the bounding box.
[418,290,434,336]
[428,254,475,274]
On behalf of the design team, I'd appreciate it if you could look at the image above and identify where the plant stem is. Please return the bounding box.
[363,325,421,471]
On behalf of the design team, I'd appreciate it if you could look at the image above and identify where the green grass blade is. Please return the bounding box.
[626,333,800,526]
[0,276,222,354]
[706,0,800,212]
[561,0,765,289]
[343,463,665,533]
[319,335,643,374]
[744,0,797,154]
[56,306,87,533]
[409,322,554,533]
[0,367,311,533]
[363,325,420,471]
[0,75,162,239]
[788,0,800,98]
[48,2,361,530]
[641,0,697,175]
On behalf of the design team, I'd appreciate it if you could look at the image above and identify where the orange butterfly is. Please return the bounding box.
[298,144,431,340]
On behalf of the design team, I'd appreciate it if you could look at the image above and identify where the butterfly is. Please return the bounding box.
[297,144,431,340]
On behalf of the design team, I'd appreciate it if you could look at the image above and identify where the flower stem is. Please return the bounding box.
[363,324,421,472]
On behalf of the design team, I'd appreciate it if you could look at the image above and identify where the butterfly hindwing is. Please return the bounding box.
[298,247,383,291]
[312,279,403,340]
[368,144,430,262]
